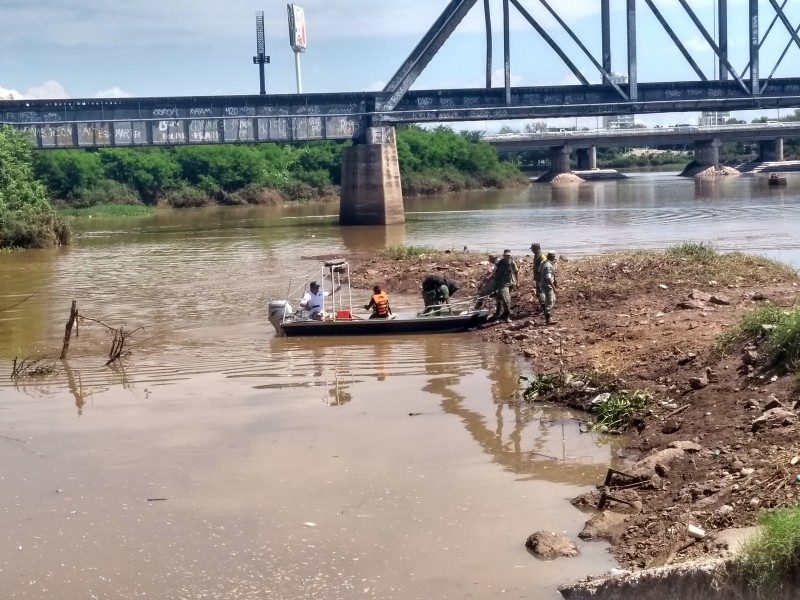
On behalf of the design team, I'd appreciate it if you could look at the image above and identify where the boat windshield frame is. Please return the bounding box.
[283,260,353,321]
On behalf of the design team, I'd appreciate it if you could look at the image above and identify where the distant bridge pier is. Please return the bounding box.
[759,139,784,162]
[681,138,738,177]
[693,138,721,167]
[576,147,597,170]
[339,126,405,226]
[550,145,572,174]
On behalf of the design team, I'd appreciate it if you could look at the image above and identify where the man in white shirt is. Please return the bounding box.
[299,281,329,320]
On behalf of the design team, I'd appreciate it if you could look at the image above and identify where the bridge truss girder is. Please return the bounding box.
[3,77,800,148]
[379,0,800,110]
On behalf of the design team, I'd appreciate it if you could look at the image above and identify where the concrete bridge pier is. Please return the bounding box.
[693,138,721,167]
[549,145,572,174]
[759,139,784,162]
[576,147,597,170]
[339,126,405,226]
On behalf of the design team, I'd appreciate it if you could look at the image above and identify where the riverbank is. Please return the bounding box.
[348,245,800,572]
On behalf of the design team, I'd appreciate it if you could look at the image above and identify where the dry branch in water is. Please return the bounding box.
[58,300,145,366]
[11,355,57,379]
[0,293,36,313]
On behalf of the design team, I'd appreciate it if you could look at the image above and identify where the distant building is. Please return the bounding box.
[603,73,636,129]
[699,111,731,126]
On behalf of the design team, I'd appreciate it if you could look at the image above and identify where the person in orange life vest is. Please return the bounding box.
[364,285,392,319]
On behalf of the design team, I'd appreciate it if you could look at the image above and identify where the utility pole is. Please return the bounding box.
[252,11,270,95]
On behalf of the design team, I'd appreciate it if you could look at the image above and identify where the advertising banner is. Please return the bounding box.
[287,4,307,52]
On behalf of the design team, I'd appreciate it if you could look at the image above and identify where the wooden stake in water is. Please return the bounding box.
[59,300,78,360]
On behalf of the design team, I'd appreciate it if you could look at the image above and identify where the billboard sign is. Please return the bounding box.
[287,4,307,52]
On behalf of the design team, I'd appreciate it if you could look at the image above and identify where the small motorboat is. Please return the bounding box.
[768,174,787,186]
[269,259,490,337]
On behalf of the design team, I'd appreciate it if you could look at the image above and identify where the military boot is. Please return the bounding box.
[544,312,551,326]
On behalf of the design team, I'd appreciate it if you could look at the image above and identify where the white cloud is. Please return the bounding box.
[1,80,135,100]
[0,80,69,100]
[24,80,70,99]
[684,36,713,53]
[0,85,22,99]
[94,87,133,98]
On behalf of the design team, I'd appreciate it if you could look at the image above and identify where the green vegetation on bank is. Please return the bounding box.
[32,126,526,209]
[715,304,800,374]
[381,245,438,259]
[665,241,718,261]
[594,390,650,431]
[738,506,800,594]
[0,125,70,248]
[60,204,154,218]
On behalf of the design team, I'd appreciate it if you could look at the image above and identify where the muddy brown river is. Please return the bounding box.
[1,172,798,599]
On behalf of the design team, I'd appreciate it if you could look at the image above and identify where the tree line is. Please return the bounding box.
[31,125,526,209]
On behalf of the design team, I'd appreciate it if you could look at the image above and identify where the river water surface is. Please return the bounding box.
[1,172,798,599]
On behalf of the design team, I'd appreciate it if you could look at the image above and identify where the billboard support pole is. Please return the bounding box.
[294,51,303,94]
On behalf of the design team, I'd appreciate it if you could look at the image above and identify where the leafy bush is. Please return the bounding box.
[70,179,141,207]
[280,181,317,201]
[161,186,212,208]
[0,125,70,248]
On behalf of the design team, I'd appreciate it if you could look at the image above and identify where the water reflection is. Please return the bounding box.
[254,334,619,485]
[340,224,406,253]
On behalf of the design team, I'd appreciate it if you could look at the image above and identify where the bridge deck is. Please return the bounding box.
[2,78,800,148]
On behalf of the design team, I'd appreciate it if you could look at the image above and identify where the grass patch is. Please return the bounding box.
[594,390,650,432]
[769,309,800,371]
[61,204,154,218]
[715,304,790,352]
[666,241,718,261]
[381,245,437,259]
[715,305,800,372]
[738,506,800,594]
[521,373,560,401]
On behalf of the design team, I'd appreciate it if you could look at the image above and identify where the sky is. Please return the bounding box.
[2,0,799,130]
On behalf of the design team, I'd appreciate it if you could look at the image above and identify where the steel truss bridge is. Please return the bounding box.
[3,0,800,148]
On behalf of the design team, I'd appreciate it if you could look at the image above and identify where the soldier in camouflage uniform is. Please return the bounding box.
[490,249,519,322]
[530,243,547,308]
[538,252,557,325]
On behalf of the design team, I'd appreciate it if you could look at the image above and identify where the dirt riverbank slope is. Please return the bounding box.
[346,248,800,569]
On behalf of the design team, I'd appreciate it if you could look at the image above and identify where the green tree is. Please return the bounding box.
[99,148,180,203]
[174,145,271,192]
[0,126,70,248]
[34,149,104,199]
[289,141,346,186]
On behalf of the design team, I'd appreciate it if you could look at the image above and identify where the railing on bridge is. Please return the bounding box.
[485,122,799,142]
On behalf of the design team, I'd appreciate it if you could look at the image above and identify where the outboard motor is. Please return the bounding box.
[268,300,293,334]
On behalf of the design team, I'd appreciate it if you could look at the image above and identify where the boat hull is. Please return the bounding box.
[279,311,490,337]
